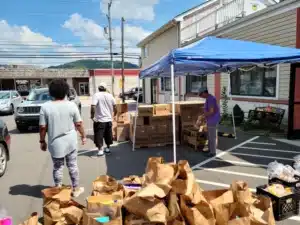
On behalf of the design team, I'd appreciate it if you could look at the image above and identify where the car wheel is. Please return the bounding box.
[10,104,14,114]
[17,125,28,132]
[0,143,8,177]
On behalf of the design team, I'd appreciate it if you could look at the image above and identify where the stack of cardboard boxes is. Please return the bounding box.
[129,104,180,148]
[114,103,130,142]
[174,101,205,143]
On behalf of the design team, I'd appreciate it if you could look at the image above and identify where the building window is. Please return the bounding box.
[143,45,149,58]
[230,66,277,97]
[186,75,207,93]
[160,77,171,92]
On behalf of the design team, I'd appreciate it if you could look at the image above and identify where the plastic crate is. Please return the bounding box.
[256,185,300,221]
[269,177,300,188]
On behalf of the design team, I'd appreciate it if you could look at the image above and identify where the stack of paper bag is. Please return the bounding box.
[41,186,84,225]
[123,157,214,225]
[202,181,276,225]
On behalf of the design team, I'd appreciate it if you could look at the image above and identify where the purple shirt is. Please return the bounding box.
[204,94,221,126]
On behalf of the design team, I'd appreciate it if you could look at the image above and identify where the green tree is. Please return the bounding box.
[221,86,229,121]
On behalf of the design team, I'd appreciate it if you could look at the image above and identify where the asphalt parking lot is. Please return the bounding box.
[1,105,300,224]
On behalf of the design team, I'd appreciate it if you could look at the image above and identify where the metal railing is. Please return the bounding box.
[181,0,245,43]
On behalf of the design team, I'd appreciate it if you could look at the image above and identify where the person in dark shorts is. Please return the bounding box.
[39,79,86,197]
[90,82,117,157]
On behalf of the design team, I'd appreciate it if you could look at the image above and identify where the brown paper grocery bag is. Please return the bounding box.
[249,195,275,225]
[230,181,254,204]
[87,195,122,217]
[61,205,83,224]
[93,175,119,193]
[19,212,42,225]
[42,186,72,205]
[167,192,186,225]
[171,160,204,204]
[123,175,144,185]
[144,157,178,189]
[124,183,169,223]
[228,217,250,225]
[180,195,214,225]
[122,176,143,198]
[125,214,166,225]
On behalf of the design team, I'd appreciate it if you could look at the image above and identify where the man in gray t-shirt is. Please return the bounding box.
[39,79,87,197]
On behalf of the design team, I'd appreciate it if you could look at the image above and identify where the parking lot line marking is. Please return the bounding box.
[196,179,255,192]
[250,141,276,145]
[213,159,268,168]
[197,167,268,179]
[191,136,259,170]
[238,146,300,154]
[195,179,300,221]
[231,152,294,161]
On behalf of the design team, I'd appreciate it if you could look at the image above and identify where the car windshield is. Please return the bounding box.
[0,92,10,99]
[27,90,53,101]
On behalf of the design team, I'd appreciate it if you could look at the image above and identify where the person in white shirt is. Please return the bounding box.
[90,82,117,157]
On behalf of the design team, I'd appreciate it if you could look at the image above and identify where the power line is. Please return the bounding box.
[0,42,138,48]
[0,55,140,59]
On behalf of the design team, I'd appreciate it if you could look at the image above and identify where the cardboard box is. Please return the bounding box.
[130,114,149,126]
[83,209,122,225]
[154,104,170,115]
[116,112,129,123]
[86,195,122,214]
[117,123,130,142]
[138,105,154,116]
[116,103,128,114]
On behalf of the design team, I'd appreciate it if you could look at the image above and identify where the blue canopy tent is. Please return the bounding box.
[133,36,300,162]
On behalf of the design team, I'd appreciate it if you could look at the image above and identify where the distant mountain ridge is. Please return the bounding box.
[48,59,139,69]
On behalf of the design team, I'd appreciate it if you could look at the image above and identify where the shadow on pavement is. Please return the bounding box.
[98,142,213,180]
[9,184,50,198]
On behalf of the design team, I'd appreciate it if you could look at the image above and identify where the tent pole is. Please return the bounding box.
[171,63,177,163]
[132,77,141,151]
[228,73,237,139]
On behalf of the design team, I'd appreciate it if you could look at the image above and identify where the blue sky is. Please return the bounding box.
[0,0,205,66]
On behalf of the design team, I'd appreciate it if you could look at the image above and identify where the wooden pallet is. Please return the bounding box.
[218,132,235,138]
[134,141,180,149]
[183,127,207,137]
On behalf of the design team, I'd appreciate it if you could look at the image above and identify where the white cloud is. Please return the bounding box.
[100,0,159,21]
[0,20,79,67]
[63,13,151,64]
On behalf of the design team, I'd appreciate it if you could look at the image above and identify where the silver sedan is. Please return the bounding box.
[0,90,23,114]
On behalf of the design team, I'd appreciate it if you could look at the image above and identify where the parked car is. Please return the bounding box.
[119,87,142,100]
[0,90,23,114]
[0,119,10,177]
[14,87,82,132]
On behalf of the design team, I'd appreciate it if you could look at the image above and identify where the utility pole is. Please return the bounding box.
[107,0,114,96]
[121,17,125,103]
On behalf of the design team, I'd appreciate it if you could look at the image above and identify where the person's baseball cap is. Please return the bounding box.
[99,82,107,89]
[198,87,208,95]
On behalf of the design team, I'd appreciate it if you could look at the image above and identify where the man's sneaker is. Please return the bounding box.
[72,187,84,198]
[97,149,104,157]
[104,148,111,155]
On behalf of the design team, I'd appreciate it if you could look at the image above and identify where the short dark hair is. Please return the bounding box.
[98,86,106,92]
[49,79,70,100]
